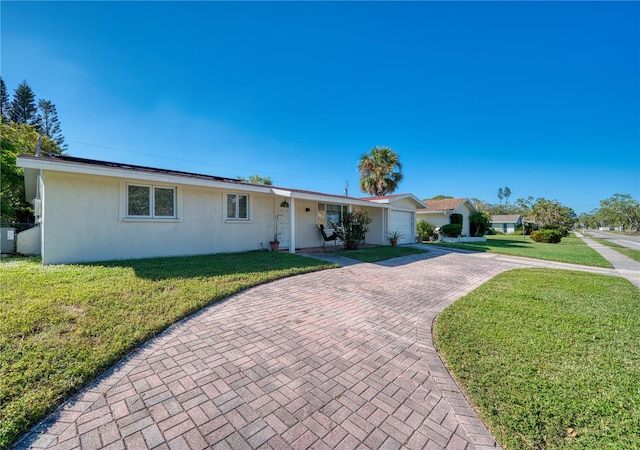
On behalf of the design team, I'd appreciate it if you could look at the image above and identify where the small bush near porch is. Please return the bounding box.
[330,211,372,250]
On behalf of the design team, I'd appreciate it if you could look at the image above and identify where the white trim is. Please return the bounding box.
[124,183,178,219]
[365,194,426,208]
[224,192,251,222]
[17,156,392,210]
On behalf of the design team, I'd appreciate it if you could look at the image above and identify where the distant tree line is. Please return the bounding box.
[471,188,639,234]
[577,194,639,233]
[471,189,577,234]
[1,77,67,223]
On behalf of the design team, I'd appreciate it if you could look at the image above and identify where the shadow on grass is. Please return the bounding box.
[433,239,531,253]
[86,251,333,280]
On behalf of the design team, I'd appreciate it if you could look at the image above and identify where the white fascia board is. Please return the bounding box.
[270,187,389,209]
[297,193,390,209]
[16,157,272,194]
[271,188,293,197]
[418,209,449,214]
[365,194,426,208]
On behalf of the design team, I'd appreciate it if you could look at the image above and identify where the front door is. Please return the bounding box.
[277,204,291,249]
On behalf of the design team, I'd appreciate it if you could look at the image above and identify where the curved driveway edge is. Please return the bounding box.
[16,251,517,450]
[17,242,630,450]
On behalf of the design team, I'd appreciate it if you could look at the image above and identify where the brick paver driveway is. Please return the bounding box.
[18,251,521,450]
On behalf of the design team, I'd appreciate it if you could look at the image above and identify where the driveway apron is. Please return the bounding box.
[17,252,527,450]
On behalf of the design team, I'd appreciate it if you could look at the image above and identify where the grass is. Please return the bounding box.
[0,251,336,448]
[434,269,640,449]
[432,234,613,268]
[331,245,427,262]
[589,237,640,262]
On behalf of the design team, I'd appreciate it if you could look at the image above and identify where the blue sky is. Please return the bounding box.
[2,1,638,214]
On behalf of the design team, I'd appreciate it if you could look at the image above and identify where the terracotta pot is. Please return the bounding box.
[270,241,280,251]
[390,238,398,246]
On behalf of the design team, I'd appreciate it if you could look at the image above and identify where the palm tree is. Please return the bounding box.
[358,146,403,196]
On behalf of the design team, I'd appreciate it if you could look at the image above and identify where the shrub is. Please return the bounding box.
[542,224,569,237]
[469,212,489,237]
[329,211,372,250]
[449,213,463,225]
[416,220,436,241]
[440,224,462,237]
[530,229,563,243]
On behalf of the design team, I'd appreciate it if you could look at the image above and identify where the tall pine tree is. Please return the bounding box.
[0,77,9,118]
[37,99,67,149]
[9,80,39,127]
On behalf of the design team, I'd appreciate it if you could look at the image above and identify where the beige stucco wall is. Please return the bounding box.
[40,171,277,264]
[37,170,391,263]
[417,212,450,230]
[362,206,385,245]
[289,201,386,249]
[293,199,323,248]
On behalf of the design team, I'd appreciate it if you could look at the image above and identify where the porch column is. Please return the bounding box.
[289,197,296,254]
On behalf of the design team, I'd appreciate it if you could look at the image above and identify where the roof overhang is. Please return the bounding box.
[272,188,390,209]
[418,198,478,214]
[16,155,390,210]
[23,167,39,201]
[17,155,274,194]
[364,194,426,208]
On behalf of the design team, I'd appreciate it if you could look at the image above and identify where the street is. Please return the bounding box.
[584,229,640,250]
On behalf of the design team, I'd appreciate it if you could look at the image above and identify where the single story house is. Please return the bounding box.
[17,154,422,264]
[362,194,426,244]
[416,198,478,237]
[489,214,522,234]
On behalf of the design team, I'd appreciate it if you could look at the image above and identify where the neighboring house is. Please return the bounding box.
[362,194,426,245]
[416,198,478,237]
[17,154,422,264]
[489,214,522,234]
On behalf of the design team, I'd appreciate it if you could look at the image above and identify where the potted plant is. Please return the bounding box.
[388,230,403,246]
[270,232,280,252]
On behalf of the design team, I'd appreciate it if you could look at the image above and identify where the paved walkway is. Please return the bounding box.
[574,232,640,288]
[14,241,637,450]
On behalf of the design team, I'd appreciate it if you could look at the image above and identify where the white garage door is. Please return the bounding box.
[390,211,414,244]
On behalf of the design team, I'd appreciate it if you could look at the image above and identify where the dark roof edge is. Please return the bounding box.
[19,153,243,184]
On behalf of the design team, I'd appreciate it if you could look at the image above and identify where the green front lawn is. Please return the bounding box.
[432,234,612,268]
[435,269,640,449]
[0,252,336,448]
[331,245,427,262]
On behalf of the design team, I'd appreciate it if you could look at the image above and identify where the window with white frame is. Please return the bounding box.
[317,203,348,227]
[127,184,176,218]
[226,193,249,220]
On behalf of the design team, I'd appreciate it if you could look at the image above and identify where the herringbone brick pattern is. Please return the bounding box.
[16,252,518,449]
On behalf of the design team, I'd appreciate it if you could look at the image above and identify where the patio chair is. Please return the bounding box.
[319,224,339,249]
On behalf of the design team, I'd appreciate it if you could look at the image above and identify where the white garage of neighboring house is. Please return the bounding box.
[363,194,426,244]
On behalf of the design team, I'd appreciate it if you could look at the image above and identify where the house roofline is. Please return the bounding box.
[361,193,426,208]
[418,197,477,213]
[17,154,389,209]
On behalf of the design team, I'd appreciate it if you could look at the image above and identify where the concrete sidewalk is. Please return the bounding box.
[573,232,640,289]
